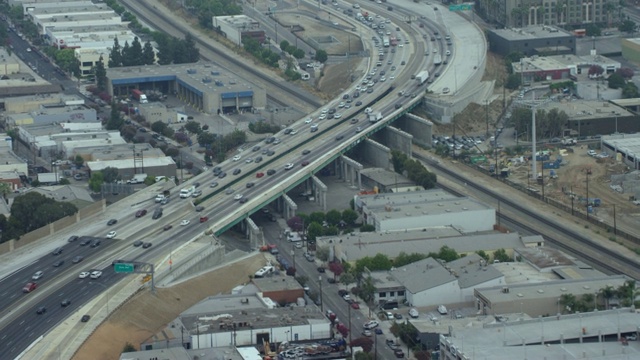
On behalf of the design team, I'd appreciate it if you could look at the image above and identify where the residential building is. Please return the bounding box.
[27,185,94,208]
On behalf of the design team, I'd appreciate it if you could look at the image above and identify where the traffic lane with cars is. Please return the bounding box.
[0,237,117,313]
[0,266,125,360]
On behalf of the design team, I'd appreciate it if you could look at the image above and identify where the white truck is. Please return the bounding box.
[368,111,383,123]
[179,185,196,198]
[561,137,577,146]
[127,173,147,184]
[416,70,430,85]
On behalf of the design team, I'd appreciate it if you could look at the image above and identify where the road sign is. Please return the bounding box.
[449,3,473,11]
[114,263,134,273]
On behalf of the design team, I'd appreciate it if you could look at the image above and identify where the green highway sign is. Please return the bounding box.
[449,4,473,11]
[114,263,134,273]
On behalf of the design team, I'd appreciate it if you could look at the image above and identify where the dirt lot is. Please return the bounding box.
[72,254,266,360]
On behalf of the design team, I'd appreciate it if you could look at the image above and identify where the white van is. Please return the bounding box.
[409,308,419,318]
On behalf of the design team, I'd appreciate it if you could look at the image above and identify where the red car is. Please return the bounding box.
[135,209,147,218]
[199,216,209,223]
[256,172,264,178]
[23,282,37,293]
[350,302,360,309]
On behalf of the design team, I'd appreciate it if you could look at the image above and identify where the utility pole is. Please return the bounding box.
[586,169,590,221]
[513,94,552,183]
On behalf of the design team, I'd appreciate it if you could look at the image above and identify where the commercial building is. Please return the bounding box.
[474,275,630,317]
[27,184,94,207]
[137,102,189,124]
[512,53,620,85]
[2,94,83,114]
[318,229,539,264]
[251,275,305,306]
[487,26,575,57]
[477,0,622,29]
[0,48,20,75]
[601,133,640,170]
[359,168,416,193]
[26,2,119,35]
[106,62,267,113]
[141,292,330,351]
[369,254,504,308]
[212,15,265,46]
[0,135,28,182]
[44,23,133,49]
[355,189,495,233]
[87,156,176,179]
[7,104,97,127]
[119,346,247,360]
[74,47,111,76]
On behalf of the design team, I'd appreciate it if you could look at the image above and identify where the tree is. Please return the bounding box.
[151,121,168,134]
[316,247,330,262]
[58,178,70,185]
[0,182,11,203]
[109,37,122,68]
[328,261,344,280]
[588,65,604,78]
[5,192,77,240]
[622,82,640,98]
[184,121,202,135]
[358,276,376,303]
[106,101,124,130]
[323,226,339,236]
[287,216,305,232]
[309,211,326,224]
[326,209,342,226]
[315,49,328,63]
[156,36,174,65]
[342,209,358,225]
[505,73,521,89]
[350,337,374,354]
[184,33,200,63]
[280,40,290,52]
[476,250,490,262]
[122,342,136,352]
[340,272,355,290]
[493,248,511,263]
[600,285,615,309]
[88,171,104,192]
[616,67,635,79]
[307,222,323,241]
[293,48,305,59]
[360,224,375,232]
[129,37,143,66]
[394,252,428,267]
[101,167,120,183]
[55,49,80,77]
[120,124,137,142]
[142,40,155,65]
[94,56,107,91]
[197,132,217,147]
[559,293,577,313]
[619,19,637,33]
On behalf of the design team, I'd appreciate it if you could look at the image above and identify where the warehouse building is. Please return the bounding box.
[488,26,575,57]
[106,62,267,113]
[512,53,620,85]
[601,133,640,170]
[355,189,495,233]
[212,15,266,46]
[44,23,134,49]
[2,94,83,114]
[87,156,176,179]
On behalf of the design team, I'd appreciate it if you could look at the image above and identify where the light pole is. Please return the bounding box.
[586,169,591,221]
[513,94,552,182]
[319,275,323,313]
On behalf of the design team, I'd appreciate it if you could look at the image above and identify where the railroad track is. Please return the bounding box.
[120,0,322,109]
[413,152,640,279]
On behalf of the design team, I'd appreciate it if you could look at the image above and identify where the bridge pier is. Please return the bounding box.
[311,175,328,211]
[361,139,392,170]
[397,113,433,148]
[380,125,414,154]
[245,217,262,250]
[340,155,363,189]
[282,193,297,219]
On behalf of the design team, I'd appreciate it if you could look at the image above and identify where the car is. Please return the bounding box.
[163,224,173,231]
[334,113,342,119]
[355,127,363,133]
[218,172,227,179]
[32,271,44,280]
[79,271,90,279]
[284,163,294,170]
[394,313,403,319]
[68,235,79,242]
[318,114,327,120]
[195,205,205,212]
[233,194,244,201]
[180,219,191,226]
[225,188,235,195]
[266,150,275,156]
[135,209,147,218]
[252,145,261,152]
[51,247,64,256]
[256,172,264,178]
[90,271,102,279]
[355,101,362,106]
[232,155,241,161]
[142,242,152,248]
[133,240,143,247]
[394,349,405,358]
[305,117,313,124]
[255,156,263,163]
[350,118,359,124]
[245,158,254,164]
[36,306,47,315]
[72,255,83,264]
[80,238,91,246]
[626,334,638,341]
[246,182,255,188]
[343,294,351,301]
[338,289,348,297]
[335,135,344,141]
[267,169,276,176]
[239,197,248,204]
[199,216,209,223]
[192,190,202,197]
[317,267,326,273]
[302,149,311,155]
[363,320,379,329]
[106,231,116,239]
[327,278,336,284]
[53,260,64,267]
[23,282,38,293]
[212,166,223,175]
[351,302,360,309]
[401,61,406,65]
[273,138,281,144]
[362,329,372,336]
[81,315,91,322]
[61,299,71,307]
[301,161,310,167]
[233,169,241,175]
[107,219,117,226]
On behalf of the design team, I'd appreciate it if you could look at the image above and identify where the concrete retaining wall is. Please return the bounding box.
[381,126,413,154]
[361,139,391,170]
[160,242,226,285]
[398,113,433,148]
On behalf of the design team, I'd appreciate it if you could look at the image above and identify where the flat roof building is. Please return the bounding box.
[0,48,20,76]
[32,12,123,35]
[106,62,267,114]
[251,274,305,306]
[87,157,176,179]
[601,133,640,170]
[359,168,416,193]
[2,94,84,114]
[212,15,265,46]
[45,23,133,48]
[356,190,495,232]
[488,25,575,57]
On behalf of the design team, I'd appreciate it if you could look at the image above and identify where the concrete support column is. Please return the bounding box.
[340,155,364,189]
[283,193,297,220]
[311,175,328,211]
[357,169,362,190]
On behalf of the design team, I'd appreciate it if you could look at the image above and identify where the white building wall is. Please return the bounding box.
[459,277,504,303]
[375,209,495,233]
[36,17,122,34]
[0,160,28,175]
[408,280,460,308]
[212,17,241,45]
[191,323,331,349]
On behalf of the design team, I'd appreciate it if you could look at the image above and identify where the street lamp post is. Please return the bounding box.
[319,275,323,313]
[513,95,552,183]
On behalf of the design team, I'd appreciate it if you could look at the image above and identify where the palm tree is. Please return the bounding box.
[601,285,615,309]
[559,293,577,313]
[603,2,616,27]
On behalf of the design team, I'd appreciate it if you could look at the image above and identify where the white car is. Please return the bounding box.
[284,163,295,170]
[79,271,90,279]
[245,158,253,163]
[318,114,327,120]
[321,109,328,115]
[290,130,298,135]
[90,271,102,279]
[362,329,372,337]
[180,219,190,226]
[343,294,351,301]
[32,271,44,280]
[305,118,313,124]
[233,193,243,201]
[364,107,373,114]
[106,231,117,239]
[334,113,342,119]
[363,320,379,329]
[232,155,241,161]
